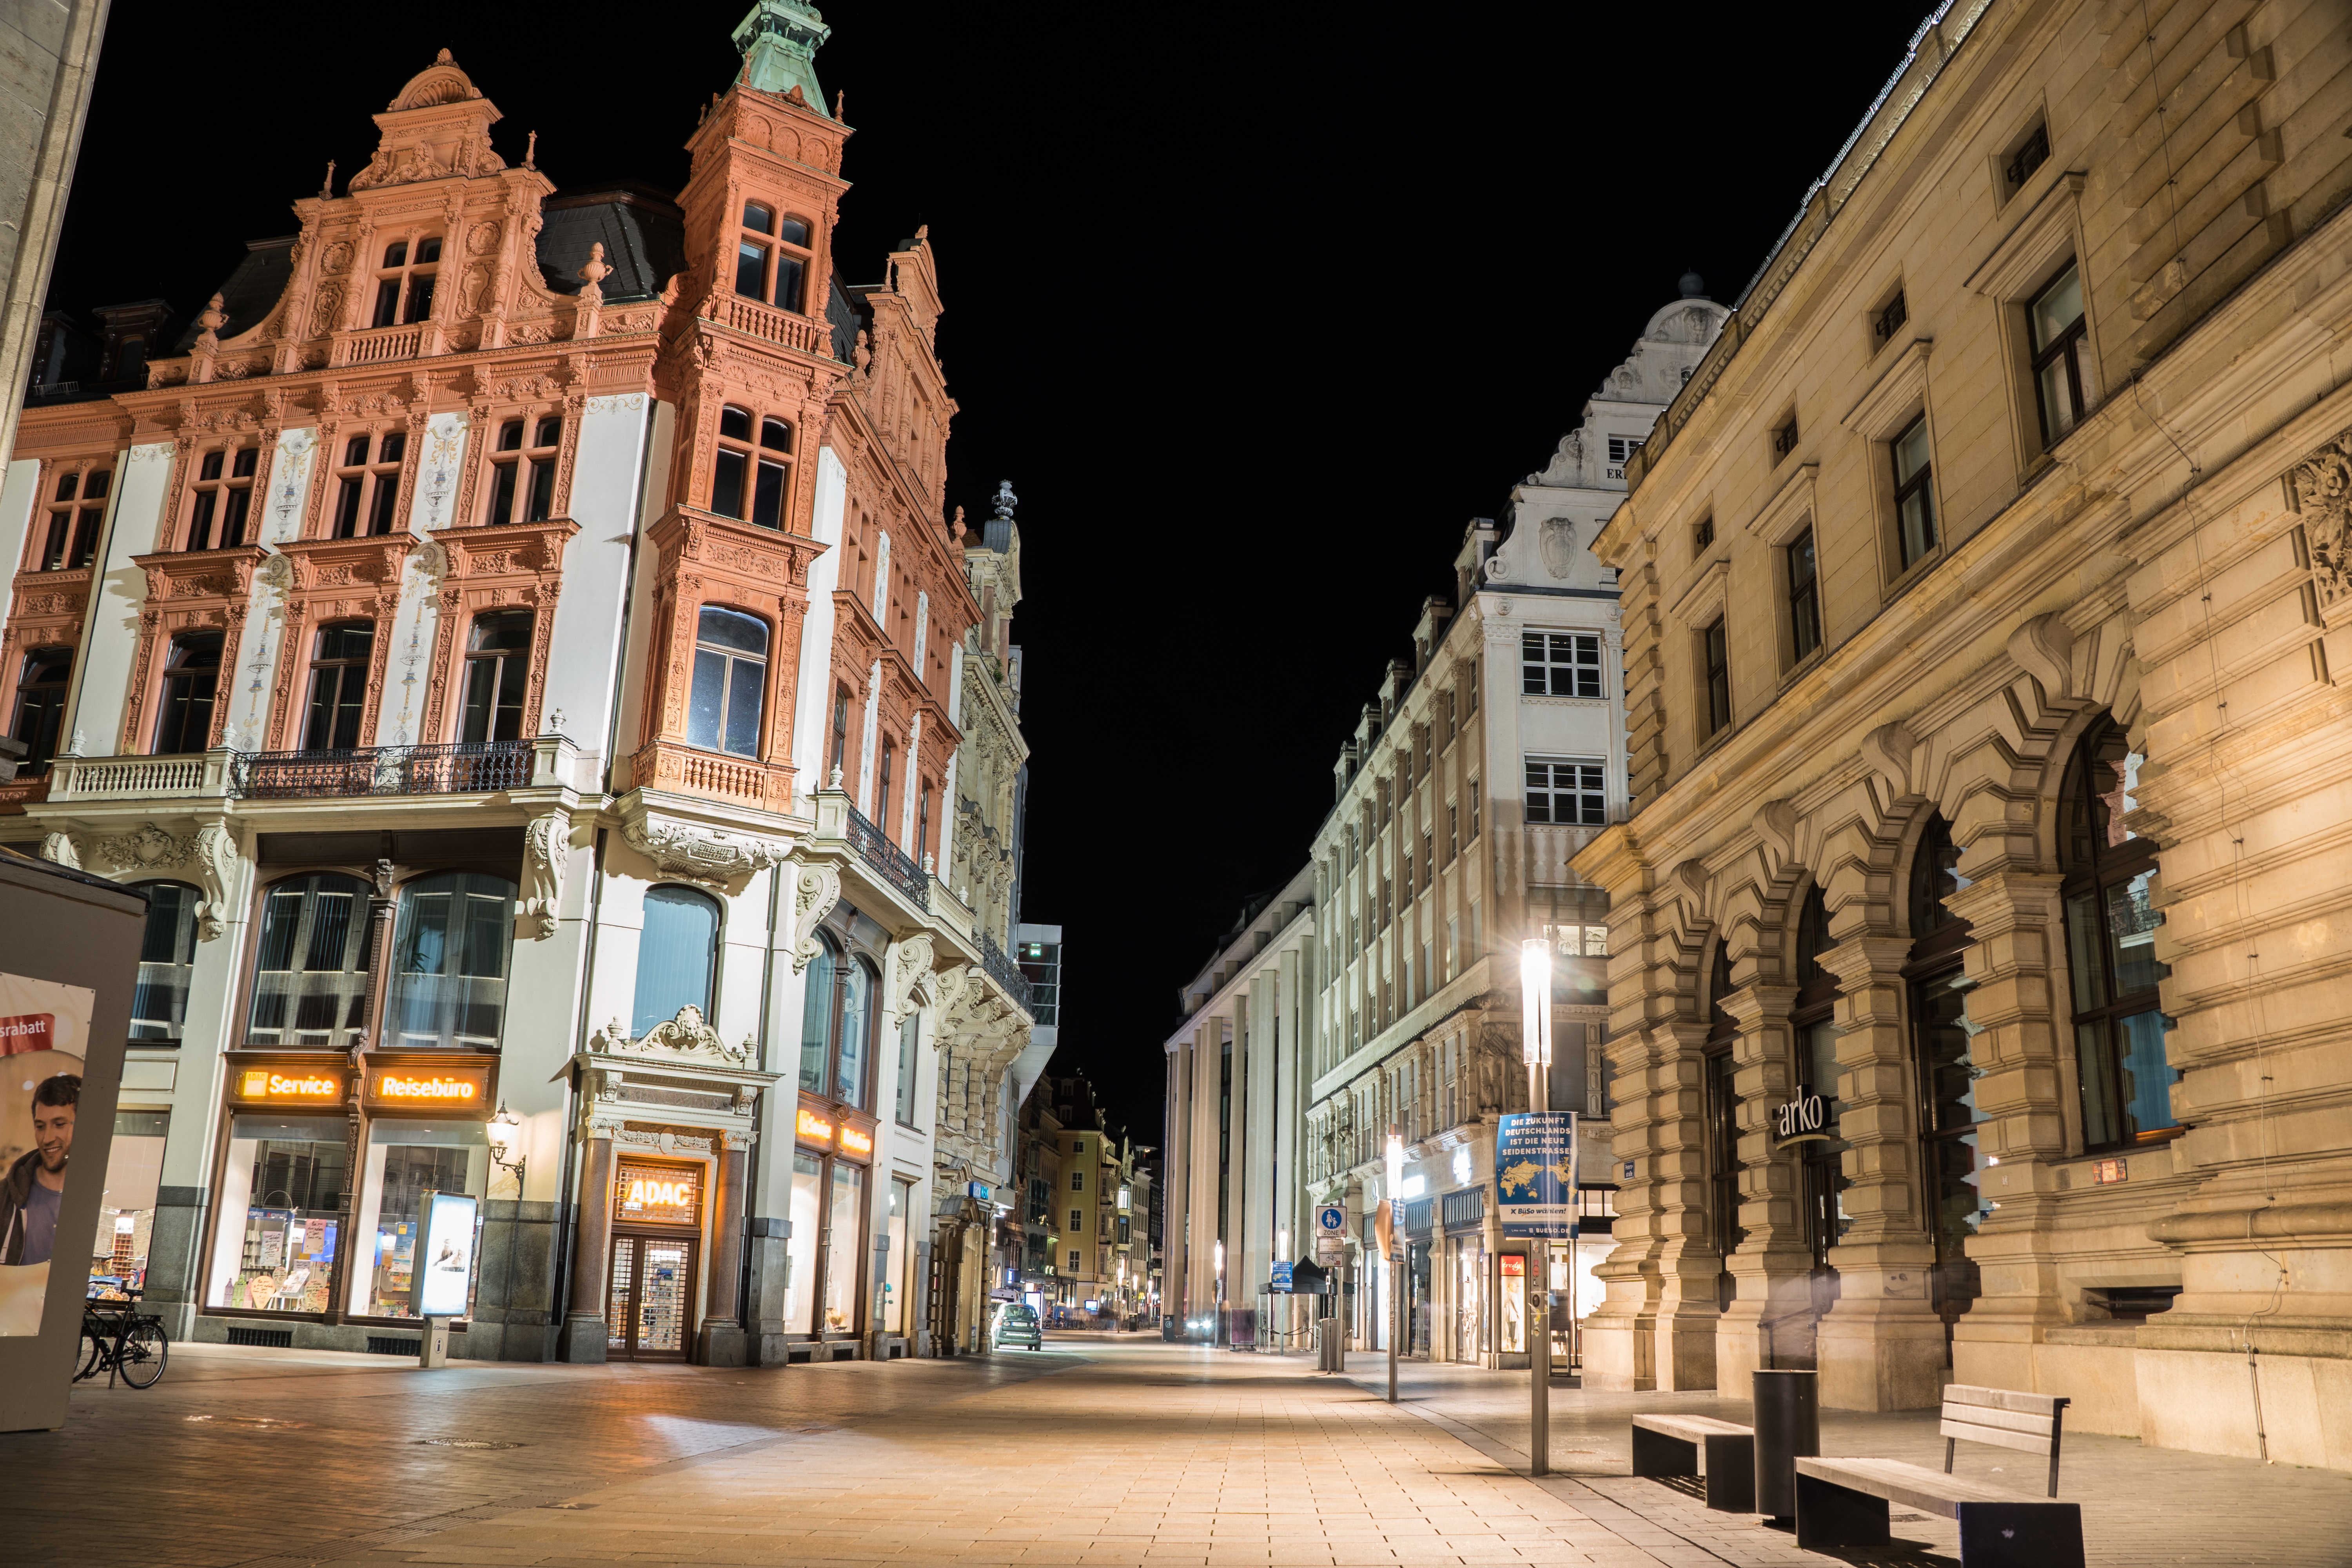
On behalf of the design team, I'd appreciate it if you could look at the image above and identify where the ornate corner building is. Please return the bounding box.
[1576,0,2352,1468]
[0,3,1036,1366]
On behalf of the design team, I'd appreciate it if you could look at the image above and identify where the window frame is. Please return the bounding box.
[733,201,814,314]
[329,429,408,539]
[485,414,563,527]
[2027,260,2089,450]
[1520,631,1604,699]
[129,879,204,1043]
[1787,526,1823,663]
[1700,618,1731,738]
[301,621,376,751]
[708,403,796,530]
[1891,414,1937,569]
[35,463,111,572]
[1523,757,1606,827]
[457,610,534,745]
[7,645,74,775]
[683,604,771,760]
[243,871,376,1050]
[154,631,224,754]
[2058,717,2174,1153]
[631,884,722,1037]
[184,445,259,552]
[383,868,519,1051]
[370,234,444,329]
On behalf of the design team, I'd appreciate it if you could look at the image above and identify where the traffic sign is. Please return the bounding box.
[1317,1205,1345,1235]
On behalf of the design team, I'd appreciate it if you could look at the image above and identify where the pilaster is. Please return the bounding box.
[1715,980,1813,1385]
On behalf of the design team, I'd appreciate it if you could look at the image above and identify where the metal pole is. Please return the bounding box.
[1528,1062,1549,1477]
[1387,1252,1399,1403]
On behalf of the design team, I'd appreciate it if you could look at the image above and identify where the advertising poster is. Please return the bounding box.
[1495,1111,1577,1240]
[412,1191,479,1318]
[0,972,95,1337]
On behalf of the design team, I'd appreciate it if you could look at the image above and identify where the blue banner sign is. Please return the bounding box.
[1495,1112,1577,1239]
[1270,1261,1294,1292]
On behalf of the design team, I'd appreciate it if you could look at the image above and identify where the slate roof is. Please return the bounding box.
[171,238,296,352]
[536,182,685,303]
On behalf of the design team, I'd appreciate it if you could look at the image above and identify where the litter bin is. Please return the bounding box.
[1161,1314,1177,1342]
[1317,1315,1344,1372]
[1751,1368,1819,1524]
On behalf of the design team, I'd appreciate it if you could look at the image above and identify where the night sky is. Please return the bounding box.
[49,4,1931,1147]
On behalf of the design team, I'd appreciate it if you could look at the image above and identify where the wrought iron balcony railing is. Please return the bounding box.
[976,929,1033,1009]
[844,803,929,911]
[237,740,536,799]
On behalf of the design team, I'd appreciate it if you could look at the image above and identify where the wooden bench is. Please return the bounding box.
[1629,1413,1754,1513]
[1793,1385,2080,1568]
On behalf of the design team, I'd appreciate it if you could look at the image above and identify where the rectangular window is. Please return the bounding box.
[1071,1168,1084,1191]
[2029,262,2087,447]
[1893,416,1936,567]
[895,1014,920,1126]
[1702,619,1731,737]
[1788,528,1822,661]
[1468,786,1480,843]
[1693,515,1714,555]
[1447,804,1459,864]
[1873,290,1908,348]
[2004,121,2050,197]
[1070,1207,1082,1231]
[1521,632,1602,698]
[1524,759,1607,826]
[1772,416,1800,461]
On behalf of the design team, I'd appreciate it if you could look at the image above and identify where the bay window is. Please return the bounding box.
[685,606,768,757]
[709,403,794,530]
[385,870,516,1049]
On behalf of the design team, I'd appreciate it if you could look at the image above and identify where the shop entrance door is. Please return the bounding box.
[606,1233,696,1361]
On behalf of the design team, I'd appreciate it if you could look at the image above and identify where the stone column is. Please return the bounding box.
[1588,1014,1719,1392]
[696,1139,748,1367]
[561,1131,614,1363]
[1163,1038,1188,1324]
[1190,1018,1221,1319]
[1945,869,2074,1391]
[1814,933,1947,1410]
[1715,980,1814,1388]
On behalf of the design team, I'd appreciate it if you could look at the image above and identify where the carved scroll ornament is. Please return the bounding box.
[522,809,570,939]
[621,816,787,889]
[790,862,841,974]
[2285,429,2352,611]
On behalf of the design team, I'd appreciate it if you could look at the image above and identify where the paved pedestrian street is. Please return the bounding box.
[6,1334,2350,1568]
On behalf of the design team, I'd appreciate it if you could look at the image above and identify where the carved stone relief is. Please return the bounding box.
[621,816,788,889]
[790,862,842,973]
[522,808,569,939]
[2285,428,2352,611]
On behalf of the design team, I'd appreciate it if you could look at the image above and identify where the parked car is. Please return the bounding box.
[993,1301,1042,1350]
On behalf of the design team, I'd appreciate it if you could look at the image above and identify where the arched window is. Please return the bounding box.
[1790,886,1849,1296]
[154,632,223,753]
[248,873,372,1048]
[130,881,202,1041]
[2060,717,2172,1149]
[459,612,533,743]
[837,959,874,1110]
[709,404,794,530]
[799,933,837,1095]
[1906,812,1980,1344]
[632,885,720,1036]
[303,623,374,751]
[330,431,406,537]
[734,201,811,313]
[895,1011,921,1126]
[387,870,517,1048]
[9,646,72,774]
[1703,941,1742,1312]
[486,416,561,525]
[686,607,768,757]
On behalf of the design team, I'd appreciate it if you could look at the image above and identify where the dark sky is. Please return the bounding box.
[50,3,1931,1147]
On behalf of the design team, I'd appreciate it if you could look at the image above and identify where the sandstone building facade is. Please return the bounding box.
[1577,0,2352,1467]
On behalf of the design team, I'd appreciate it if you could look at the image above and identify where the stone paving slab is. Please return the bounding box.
[1327,1349,2352,1567]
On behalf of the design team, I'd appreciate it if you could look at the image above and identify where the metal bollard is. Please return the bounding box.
[1751,1368,1820,1524]
[1317,1315,1344,1372]
[418,1316,452,1368]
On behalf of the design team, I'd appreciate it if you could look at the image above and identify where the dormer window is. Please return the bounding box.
[185,447,257,550]
[734,201,810,314]
[372,236,442,328]
[486,416,561,525]
[710,404,794,529]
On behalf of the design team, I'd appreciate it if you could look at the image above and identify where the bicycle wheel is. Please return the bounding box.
[117,1317,169,1388]
[74,1323,103,1382]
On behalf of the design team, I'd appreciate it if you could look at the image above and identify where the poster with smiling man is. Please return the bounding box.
[0,973,94,1337]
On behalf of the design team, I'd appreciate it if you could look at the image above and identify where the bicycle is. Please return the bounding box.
[78,1289,169,1388]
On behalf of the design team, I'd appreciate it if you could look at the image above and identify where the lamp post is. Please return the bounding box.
[1520,938,1554,1478]
[1384,1126,1404,1404]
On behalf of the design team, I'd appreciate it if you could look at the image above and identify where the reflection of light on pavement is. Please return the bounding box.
[633,1414,874,1458]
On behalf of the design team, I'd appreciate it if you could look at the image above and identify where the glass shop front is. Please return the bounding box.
[201,1052,496,1328]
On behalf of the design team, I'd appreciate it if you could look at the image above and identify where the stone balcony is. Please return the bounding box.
[37,735,584,808]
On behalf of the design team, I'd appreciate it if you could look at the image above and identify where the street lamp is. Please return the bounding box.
[1384,1126,1404,1404]
[1214,1239,1225,1344]
[1521,937,1553,1478]
[488,1102,526,1359]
